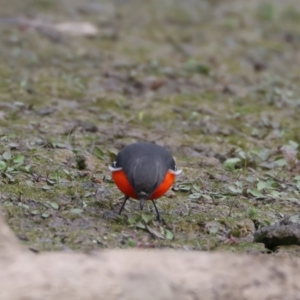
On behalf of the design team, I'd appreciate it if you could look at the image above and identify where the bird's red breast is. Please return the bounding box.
[112,169,138,199]
[112,169,175,200]
[150,170,175,199]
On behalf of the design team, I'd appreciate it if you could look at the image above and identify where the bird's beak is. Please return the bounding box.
[140,197,146,210]
[138,191,148,210]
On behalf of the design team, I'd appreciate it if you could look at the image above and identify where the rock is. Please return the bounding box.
[275,245,300,258]
[253,223,300,250]
[76,121,98,133]
[1,209,300,299]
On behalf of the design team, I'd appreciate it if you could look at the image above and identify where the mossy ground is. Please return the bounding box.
[0,0,300,255]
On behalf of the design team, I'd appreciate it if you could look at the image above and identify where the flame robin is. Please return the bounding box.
[109,142,181,221]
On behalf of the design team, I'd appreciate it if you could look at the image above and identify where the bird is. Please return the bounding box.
[109,142,182,221]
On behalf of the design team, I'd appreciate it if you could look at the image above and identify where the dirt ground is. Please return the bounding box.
[0,0,300,256]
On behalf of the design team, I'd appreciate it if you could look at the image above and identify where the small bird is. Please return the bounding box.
[109,142,181,221]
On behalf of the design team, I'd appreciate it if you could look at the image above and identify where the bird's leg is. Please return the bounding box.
[118,195,129,215]
[151,200,161,222]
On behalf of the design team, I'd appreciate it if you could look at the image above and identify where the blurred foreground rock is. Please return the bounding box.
[0,210,299,300]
